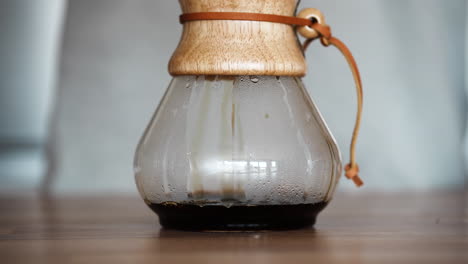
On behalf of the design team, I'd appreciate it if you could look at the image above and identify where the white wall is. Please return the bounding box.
[0,0,66,190]
[302,0,467,190]
[1,0,466,193]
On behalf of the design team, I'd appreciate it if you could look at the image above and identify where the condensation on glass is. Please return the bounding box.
[134,75,341,208]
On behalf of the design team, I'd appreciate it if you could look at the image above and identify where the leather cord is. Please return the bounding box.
[180,12,311,26]
[180,12,364,187]
[303,23,364,187]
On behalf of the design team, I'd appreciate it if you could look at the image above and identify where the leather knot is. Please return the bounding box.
[310,23,332,46]
[345,163,363,187]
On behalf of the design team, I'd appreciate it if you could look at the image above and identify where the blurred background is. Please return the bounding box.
[0,0,466,194]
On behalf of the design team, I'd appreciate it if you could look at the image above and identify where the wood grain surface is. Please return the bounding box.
[169,0,307,76]
[0,191,466,264]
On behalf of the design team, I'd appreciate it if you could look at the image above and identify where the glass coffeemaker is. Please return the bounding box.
[134,0,363,230]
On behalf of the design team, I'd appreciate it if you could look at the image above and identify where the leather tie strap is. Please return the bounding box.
[180,12,311,26]
[180,11,364,187]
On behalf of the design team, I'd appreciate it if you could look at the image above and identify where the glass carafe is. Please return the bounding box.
[133,0,363,230]
[134,75,341,229]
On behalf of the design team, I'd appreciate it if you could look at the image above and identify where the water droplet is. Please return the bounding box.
[185,83,190,89]
[250,76,259,83]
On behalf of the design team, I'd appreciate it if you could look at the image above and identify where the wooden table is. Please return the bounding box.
[0,191,466,263]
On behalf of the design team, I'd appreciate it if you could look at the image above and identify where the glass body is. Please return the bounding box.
[134,75,341,229]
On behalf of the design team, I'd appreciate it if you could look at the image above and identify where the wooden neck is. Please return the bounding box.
[168,0,306,76]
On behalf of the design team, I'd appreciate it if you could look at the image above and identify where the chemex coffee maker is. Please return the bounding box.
[134,0,364,230]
